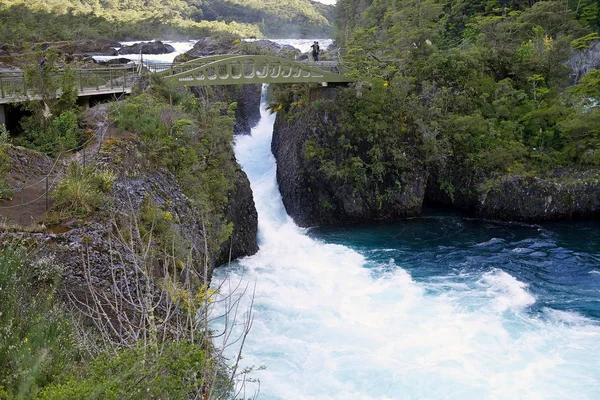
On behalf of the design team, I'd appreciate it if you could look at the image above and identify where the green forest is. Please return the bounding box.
[0,0,333,41]
[290,0,600,207]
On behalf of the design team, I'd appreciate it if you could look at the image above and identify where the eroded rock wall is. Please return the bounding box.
[272,108,427,227]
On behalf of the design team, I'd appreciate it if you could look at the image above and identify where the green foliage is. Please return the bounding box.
[330,0,600,201]
[51,162,114,218]
[114,82,237,254]
[0,244,78,399]
[15,49,85,157]
[24,110,86,157]
[0,0,333,42]
[38,342,228,400]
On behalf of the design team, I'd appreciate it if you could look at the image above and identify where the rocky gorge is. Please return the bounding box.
[271,101,600,226]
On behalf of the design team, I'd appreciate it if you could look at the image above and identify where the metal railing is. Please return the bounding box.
[0,66,137,102]
[0,54,353,103]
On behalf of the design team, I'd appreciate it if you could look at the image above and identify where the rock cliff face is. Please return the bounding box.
[217,164,259,266]
[426,165,600,221]
[272,110,427,227]
[273,103,600,225]
[193,84,261,135]
[477,173,600,220]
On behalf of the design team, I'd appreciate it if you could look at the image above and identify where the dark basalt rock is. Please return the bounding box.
[216,165,259,266]
[271,109,427,227]
[232,85,262,135]
[0,43,21,56]
[175,37,300,62]
[118,41,175,55]
[477,174,600,220]
[98,57,134,66]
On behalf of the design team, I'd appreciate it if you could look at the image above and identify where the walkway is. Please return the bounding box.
[0,55,352,106]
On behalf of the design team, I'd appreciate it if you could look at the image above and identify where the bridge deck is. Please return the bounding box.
[0,56,352,105]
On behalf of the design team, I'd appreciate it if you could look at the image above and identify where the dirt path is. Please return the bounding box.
[0,103,113,227]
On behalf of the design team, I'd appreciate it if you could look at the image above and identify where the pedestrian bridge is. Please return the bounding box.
[152,55,352,86]
[0,54,353,125]
[0,54,352,105]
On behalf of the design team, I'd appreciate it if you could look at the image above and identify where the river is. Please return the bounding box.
[211,86,600,399]
[91,38,334,64]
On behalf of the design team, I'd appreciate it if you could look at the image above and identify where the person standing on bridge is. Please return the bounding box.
[311,41,320,62]
[39,55,48,73]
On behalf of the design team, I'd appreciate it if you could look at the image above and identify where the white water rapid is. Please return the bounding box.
[211,87,600,400]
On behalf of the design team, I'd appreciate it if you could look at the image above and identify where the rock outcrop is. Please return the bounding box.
[425,164,600,221]
[566,41,600,82]
[477,173,600,220]
[118,41,175,55]
[217,165,259,266]
[44,39,119,56]
[175,36,299,62]
[272,108,427,227]
[272,99,600,225]
[231,84,262,135]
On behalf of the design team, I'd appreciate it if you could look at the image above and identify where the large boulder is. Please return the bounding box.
[175,37,300,62]
[118,41,175,55]
[98,57,133,66]
[179,36,238,59]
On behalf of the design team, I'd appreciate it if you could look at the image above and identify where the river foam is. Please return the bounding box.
[212,87,600,399]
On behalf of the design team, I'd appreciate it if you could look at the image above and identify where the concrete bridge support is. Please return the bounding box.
[0,104,5,127]
[78,96,90,110]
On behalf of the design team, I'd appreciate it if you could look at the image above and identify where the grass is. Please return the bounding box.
[50,162,114,218]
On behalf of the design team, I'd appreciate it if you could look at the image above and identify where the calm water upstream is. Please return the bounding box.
[211,89,600,399]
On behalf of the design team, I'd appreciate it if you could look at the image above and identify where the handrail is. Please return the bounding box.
[0,66,136,101]
[0,55,352,101]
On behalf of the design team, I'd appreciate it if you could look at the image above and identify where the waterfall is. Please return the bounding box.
[211,85,600,400]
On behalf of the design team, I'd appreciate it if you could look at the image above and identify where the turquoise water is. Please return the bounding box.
[212,90,600,399]
[311,216,600,321]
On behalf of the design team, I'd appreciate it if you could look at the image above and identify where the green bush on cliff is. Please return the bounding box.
[37,342,229,400]
[114,82,236,252]
[16,50,86,158]
[51,162,114,218]
[323,0,600,202]
[0,244,78,399]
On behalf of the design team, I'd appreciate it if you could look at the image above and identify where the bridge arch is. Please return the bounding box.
[157,55,353,86]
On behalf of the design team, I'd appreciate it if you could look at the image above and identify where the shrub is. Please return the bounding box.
[37,342,230,400]
[0,244,77,399]
[51,162,113,218]
[23,110,86,157]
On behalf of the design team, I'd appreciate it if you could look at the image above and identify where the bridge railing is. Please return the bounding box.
[148,56,346,77]
[0,71,28,100]
[0,66,137,101]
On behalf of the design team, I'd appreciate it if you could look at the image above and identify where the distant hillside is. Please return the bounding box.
[0,0,333,43]
[203,0,334,37]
